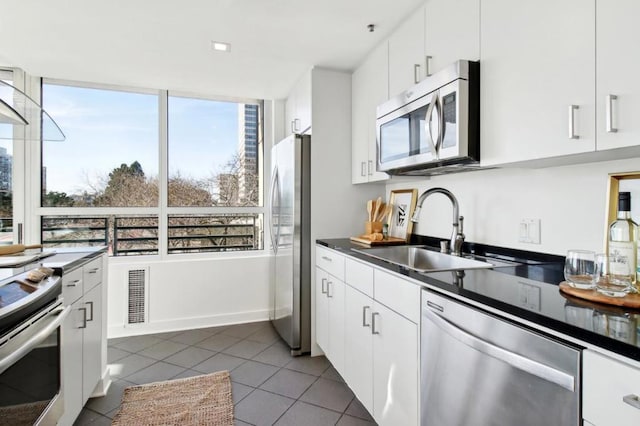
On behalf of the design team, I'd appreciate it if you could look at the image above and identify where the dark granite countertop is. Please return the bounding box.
[317,238,640,362]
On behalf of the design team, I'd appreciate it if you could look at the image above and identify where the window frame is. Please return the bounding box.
[33,79,266,260]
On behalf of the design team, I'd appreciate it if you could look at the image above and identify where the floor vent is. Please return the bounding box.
[127,268,148,325]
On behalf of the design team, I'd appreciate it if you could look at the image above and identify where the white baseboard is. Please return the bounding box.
[90,368,112,398]
[107,309,270,338]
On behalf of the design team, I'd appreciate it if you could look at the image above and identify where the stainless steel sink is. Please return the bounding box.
[352,245,495,273]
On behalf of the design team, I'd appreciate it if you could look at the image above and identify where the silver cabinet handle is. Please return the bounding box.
[87,267,99,274]
[294,118,301,132]
[568,105,580,139]
[367,160,373,176]
[423,308,575,392]
[78,307,87,329]
[327,281,333,298]
[606,94,618,133]
[321,256,332,262]
[66,279,81,287]
[361,161,366,177]
[362,306,371,327]
[413,64,421,84]
[425,55,433,77]
[371,312,380,334]
[623,394,640,410]
[85,301,94,322]
[321,278,327,294]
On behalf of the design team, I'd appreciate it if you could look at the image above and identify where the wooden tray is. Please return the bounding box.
[349,235,407,246]
[559,281,640,309]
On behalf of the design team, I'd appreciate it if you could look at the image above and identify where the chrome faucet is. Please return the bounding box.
[410,187,465,256]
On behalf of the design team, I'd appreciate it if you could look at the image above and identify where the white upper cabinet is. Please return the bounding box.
[388,6,426,98]
[285,69,312,135]
[424,0,480,75]
[480,0,596,166]
[352,43,389,184]
[596,0,640,151]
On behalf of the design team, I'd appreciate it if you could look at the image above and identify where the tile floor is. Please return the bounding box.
[74,321,377,426]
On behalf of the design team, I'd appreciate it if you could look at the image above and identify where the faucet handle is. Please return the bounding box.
[440,240,450,254]
[458,216,464,234]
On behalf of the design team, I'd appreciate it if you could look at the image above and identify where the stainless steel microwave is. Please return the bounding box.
[376,60,480,175]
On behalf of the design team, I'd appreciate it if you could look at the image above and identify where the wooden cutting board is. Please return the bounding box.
[349,235,407,246]
[559,281,640,309]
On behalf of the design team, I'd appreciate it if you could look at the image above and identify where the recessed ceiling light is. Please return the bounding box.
[211,41,231,52]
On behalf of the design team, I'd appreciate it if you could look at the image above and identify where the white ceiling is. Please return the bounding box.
[0,0,424,100]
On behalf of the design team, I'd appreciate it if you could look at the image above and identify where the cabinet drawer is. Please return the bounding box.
[583,350,640,426]
[345,258,373,297]
[316,246,345,281]
[62,267,83,305]
[83,257,103,292]
[374,269,420,323]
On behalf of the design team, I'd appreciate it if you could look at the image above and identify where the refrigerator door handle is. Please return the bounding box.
[268,167,280,252]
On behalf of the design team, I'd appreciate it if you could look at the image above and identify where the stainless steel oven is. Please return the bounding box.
[0,273,66,426]
[376,60,480,175]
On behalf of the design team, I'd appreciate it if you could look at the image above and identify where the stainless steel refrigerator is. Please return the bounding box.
[269,134,311,355]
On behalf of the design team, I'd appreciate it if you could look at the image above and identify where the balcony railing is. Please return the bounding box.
[41,214,262,256]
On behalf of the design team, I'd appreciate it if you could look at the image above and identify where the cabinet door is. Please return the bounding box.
[596,0,640,151]
[285,95,296,136]
[351,65,369,184]
[82,283,102,403]
[327,277,345,376]
[372,301,418,426]
[344,285,374,413]
[388,6,426,97]
[424,0,480,75]
[315,267,329,353]
[59,301,85,426]
[295,70,312,134]
[480,0,595,166]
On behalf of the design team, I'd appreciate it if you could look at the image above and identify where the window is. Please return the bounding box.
[0,70,15,244]
[39,82,263,255]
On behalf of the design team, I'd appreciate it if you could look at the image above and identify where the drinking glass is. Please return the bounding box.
[595,253,631,297]
[564,250,596,289]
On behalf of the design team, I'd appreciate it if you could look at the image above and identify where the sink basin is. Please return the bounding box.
[352,245,494,273]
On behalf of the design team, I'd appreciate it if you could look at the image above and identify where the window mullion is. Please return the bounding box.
[159,90,169,258]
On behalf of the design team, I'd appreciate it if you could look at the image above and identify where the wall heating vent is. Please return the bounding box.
[127,268,148,324]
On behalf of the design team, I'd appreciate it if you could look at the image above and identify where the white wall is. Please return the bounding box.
[386,158,640,255]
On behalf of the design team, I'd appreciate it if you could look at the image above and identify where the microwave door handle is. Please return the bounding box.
[424,94,438,159]
[436,92,445,156]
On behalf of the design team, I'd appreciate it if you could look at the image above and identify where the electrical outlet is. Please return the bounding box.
[518,218,541,244]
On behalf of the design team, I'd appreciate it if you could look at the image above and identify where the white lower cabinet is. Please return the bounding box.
[583,350,640,426]
[59,255,106,426]
[317,248,419,426]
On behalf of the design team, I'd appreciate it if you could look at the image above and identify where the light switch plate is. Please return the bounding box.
[518,218,541,244]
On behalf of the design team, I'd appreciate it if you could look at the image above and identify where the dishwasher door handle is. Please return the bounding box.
[423,308,576,392]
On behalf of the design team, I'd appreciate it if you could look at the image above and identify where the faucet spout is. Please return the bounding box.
[410,187,465,256]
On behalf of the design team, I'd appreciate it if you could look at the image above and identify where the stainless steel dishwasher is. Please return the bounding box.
[421,290,580,426]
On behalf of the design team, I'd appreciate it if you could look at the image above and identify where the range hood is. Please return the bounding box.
[0,80,65,141]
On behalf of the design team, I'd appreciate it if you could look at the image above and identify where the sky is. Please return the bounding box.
[41,83,239,195]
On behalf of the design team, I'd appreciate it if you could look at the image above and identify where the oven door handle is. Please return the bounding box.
[0,305,70,375]
[423,308,576,392]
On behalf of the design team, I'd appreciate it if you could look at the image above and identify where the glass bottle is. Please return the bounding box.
[608,192,638,289]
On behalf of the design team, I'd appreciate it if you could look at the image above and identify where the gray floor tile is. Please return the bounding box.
[252,341,293,367]
[336,414,377,426]
[85,379,133,415]
[112,335,163,352]
[234,420,253,426]
[169,328,215,345]
[164,346,216,368]
[259,368,317,399]
[231,381,254,404]
[137,339,189,360]
[275,401,342,426]
[230,360,279,387]
[107,337,129,347]
[321,365,345,383]
[221,322,265,339]
[171,369,206,380]
[245,326,281,344]
[105,407,120,419]
[88,414,113,426]
[345,397,375,422]
[300,378,355,413]
[223,339,271,359]
[193,353,246,374]
[124,361,186,385]
[107,346,131,363]
[109,353,157,378]
[234,389,295,426]
[285,355,331,376]
[73,408,103,425]
[196,334,242,352]
[147,330,182,340]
